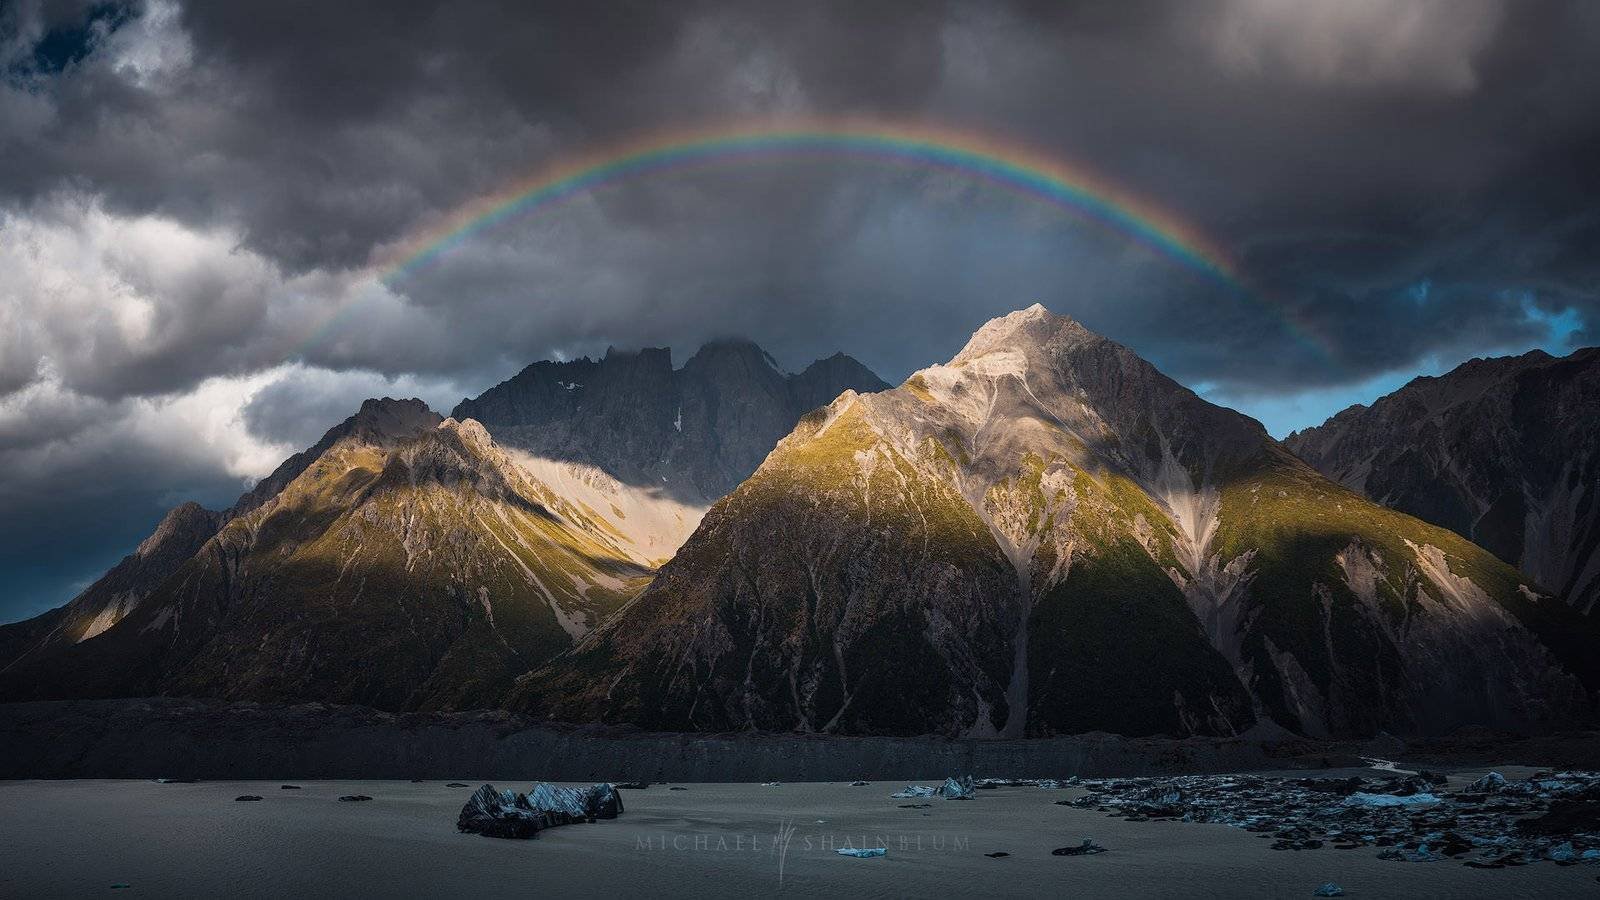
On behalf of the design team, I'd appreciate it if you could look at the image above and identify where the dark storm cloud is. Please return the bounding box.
[6,0,1595,393]
[4,0,1600,620]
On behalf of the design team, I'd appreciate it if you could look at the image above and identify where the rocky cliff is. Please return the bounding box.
[512,307,1592,739]
[0,400,653,711]
[1286,347,1600,614]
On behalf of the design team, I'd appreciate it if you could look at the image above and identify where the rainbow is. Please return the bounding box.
[296,120,1326,356]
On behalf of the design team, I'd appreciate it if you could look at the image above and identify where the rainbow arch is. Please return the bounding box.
[296,120,1326,357]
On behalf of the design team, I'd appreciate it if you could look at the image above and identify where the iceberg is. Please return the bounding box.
[940,775,976,799]
[890,776,975,800]
[526,782,590,820]
[457,785,548,839]
[1051,839,1108,856]
[457,782,625,839]
[1465,772,1507,793]
[1341,792,1439,808]
[526,781,625,821]
[836,848,886,858]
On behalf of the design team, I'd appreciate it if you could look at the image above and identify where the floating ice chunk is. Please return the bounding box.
[940,776,976,799]
[459,782,624,839]
[1465,772,1507,793]
[1312,883,1345,897]
[1051,839,1108,856]
[525,782,624,820]
[1341,792,1439,807]
[892,776,976,799]
[526,782,589,818]
[457,784,546,839]
[1380,843,1440,862]
[836,847,886,858]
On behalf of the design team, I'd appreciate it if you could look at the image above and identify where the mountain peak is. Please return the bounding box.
[343,397,442,445]
[683,337,786,377]
[435,415,494,452]
[135,502,221,559]
[951,303,1095,368]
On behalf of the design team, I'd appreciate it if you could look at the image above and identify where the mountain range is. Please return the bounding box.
[2,309,1595,740]
[510,306,1592,738]
[0,344,887,710]
[1286,347,1600,615]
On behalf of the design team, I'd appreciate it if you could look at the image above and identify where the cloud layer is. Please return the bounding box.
[2,0,1597,619]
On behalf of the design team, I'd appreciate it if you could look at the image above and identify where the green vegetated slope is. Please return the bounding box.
[517,400,1025,735]
[511,306,1592,738]
[0,405,651,712]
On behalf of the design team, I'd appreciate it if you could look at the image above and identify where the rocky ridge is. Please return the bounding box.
[1285,347,1600,615]
[512,306,1592,739]
[0,400,654,710]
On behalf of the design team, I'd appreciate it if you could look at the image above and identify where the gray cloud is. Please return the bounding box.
[2,0,1599,620]
[239,365,469,450]
[1189,0,1505,93]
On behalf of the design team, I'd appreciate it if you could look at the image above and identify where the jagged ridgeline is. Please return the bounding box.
[0,344,890,712]
[511,306,1594,739]
[451,339,890,503]
[1285,346,1600,619]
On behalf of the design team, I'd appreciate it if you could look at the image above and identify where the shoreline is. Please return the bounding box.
[3,777,1597,898]
[5,697,1599,782]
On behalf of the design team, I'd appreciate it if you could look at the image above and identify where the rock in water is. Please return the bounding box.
[457,785,547,840]
[338,795,372,802]
[234,795,262,802]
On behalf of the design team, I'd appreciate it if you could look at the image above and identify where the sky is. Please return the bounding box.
[2,0,1597,622]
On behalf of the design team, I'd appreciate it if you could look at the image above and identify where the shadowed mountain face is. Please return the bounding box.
[0,400,654,710]
[451,340,891,504]
[1285,348,1600,614]
[0,502,220,676]
[512,307,1593,739]
[0,396,444,677]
